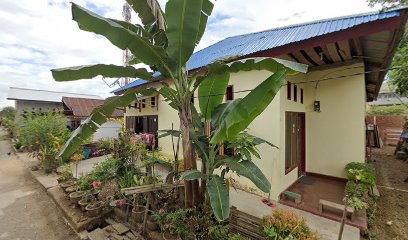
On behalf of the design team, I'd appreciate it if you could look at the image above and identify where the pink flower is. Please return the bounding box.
[159,208,165,214]
[91,181,102,188]
[119,199,125,206]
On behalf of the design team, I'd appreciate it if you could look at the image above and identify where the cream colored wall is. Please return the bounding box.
[124,62,367,201]
[125,94,179,158]
[225,70,282,197]
[304,62,366,178]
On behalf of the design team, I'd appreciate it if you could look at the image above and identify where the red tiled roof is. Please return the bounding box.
[62,97,123,118]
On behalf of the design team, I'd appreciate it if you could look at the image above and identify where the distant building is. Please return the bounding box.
[7,87,123,140]
[369,83,408,106]
[7,87,102,118]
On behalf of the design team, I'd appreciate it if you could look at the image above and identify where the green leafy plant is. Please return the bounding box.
[262,209,320,240]
[59,163,73,182]
[347,197,368,210]
[366,105,408,116]
[345,162,376,187]
[19,113,70,153]
[97,138,114,153]
[345,181,368,199]
[51,0,307,210]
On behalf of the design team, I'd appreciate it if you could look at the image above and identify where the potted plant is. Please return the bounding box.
[69,190,84,205]
[85,199,104,217]
[91,181,102,198]
[132,204,146,223]
[57,163,73,184]
[78,190,93,211]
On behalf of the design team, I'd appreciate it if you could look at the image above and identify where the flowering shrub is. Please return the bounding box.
[262,209,320,240]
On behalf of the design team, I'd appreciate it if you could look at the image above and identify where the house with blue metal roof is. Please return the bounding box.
[118,7,407,229]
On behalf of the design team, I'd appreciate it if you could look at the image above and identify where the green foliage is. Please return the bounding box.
[366,104,408,116]
[160,208,194,239]
[347,197,368,210]
[345,162,376,187]
[19,113,71,153]
[59,163,73,181]
[345,181,368,198]
[0,106,16,120]
[113,131,147,177]
[97,138,114,152]
[262,209,320,240]
[2,117,17,137]
[13,140,22,150]
[389,29,408,96]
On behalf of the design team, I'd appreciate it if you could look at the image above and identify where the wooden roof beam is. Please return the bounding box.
[326,43,342,62]
[304,48,325,65]
[337,40,352,61]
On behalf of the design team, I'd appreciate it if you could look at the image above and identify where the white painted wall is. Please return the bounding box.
[92,121,122,141]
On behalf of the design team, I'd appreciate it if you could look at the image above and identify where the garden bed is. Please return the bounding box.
[47,186,111,232]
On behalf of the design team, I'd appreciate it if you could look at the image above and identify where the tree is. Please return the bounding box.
[367,0,407,7]
[51,1,306,209]
[0,106,16,120]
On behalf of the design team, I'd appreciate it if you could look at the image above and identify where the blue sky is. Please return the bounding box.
[0,0,379,107]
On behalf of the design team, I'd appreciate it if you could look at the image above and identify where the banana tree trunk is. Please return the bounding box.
[180,103,200,207]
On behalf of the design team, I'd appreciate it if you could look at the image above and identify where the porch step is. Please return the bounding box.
[281,191,302,204]
[319,199,355,221]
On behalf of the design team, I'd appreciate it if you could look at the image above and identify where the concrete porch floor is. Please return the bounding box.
[229,189,360,240]
[279,175,367,230]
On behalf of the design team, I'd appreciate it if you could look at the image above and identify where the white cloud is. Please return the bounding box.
[0,0,378,108]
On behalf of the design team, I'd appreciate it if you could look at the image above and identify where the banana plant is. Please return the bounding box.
[50,0,307,209]
[180,59,307,221]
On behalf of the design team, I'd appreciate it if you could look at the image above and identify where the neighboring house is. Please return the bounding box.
[369,82,408,106]
[112,8,407,226]
[7,87,123,141]
[7,87,101,119]
[62,97,123,141]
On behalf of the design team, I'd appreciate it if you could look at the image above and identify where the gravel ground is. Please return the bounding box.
[0,129,79,240]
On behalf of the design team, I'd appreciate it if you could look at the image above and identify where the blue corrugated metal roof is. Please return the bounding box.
[113,8,403,94]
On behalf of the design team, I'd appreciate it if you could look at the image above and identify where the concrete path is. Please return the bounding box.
[0,129,78,240]
[230,189,360,240]
[72,154,112,178]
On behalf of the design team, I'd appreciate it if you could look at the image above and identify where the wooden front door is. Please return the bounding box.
[285,112,306,177]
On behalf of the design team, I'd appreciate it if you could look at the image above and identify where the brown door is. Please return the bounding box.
[285,112,306,177]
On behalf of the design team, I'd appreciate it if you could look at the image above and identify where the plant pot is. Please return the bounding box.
[60,180,75,191]
[65,186,77,196]
[148,230,164,240]
[85,201,104,217]
[162,231,177,240]
[78,198,91,212]
[92,189,100,198]
[147,218,158,231]
[69,191,84,205]
[132,206,146,223]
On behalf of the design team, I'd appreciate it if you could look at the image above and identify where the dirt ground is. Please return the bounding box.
[368,146,408,240]
[0,129,79,240]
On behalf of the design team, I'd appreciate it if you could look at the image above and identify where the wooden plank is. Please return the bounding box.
[326,43,342,62]
[276,54,297,62]
[321,45,333,62]
[304,48,325,65]
[111,223,130,235]
[291,51,314,66]
[337,40,352,60]
[353,38,363,56]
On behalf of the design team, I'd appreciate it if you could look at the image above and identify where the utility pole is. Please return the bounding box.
[122,2,132,86]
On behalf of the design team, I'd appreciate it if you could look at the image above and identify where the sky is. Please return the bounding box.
[0,0,380,108]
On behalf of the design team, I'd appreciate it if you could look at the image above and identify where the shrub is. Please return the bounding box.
[262,209,320,240]
[366,105,408,116]
[59,163,73,181]
[347,197,368,210]
[345,181,368,198]
[97,138,114,153]
[19,113,71,153]
[345,162,376,187]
